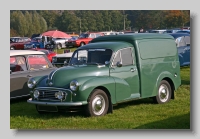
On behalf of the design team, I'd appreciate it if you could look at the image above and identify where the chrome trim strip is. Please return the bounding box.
[35,87,71,91]
[50,68,60,80]
[10,94,30,99]
[27,98,87,106]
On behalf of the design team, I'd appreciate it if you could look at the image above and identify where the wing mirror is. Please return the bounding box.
[116,62,122,67]
[105,61,110,65]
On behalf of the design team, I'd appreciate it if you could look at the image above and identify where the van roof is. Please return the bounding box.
[91,33,174,43]
[78,41,133,52]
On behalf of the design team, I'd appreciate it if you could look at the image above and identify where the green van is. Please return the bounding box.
[27,33,181,117]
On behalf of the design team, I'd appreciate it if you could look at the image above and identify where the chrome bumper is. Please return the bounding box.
[27,98,88,106]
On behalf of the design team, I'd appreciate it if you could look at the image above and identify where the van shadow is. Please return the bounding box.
[181,79,190,85]
[10,99,88,119]
[113,98,155,110]
[10,98,155,119]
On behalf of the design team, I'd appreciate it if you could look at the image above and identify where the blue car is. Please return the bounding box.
[176,30,190,34]
[24,37,43,49]
[169,33,190,66]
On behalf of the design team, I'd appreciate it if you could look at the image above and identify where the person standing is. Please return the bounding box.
[138,28,144,33]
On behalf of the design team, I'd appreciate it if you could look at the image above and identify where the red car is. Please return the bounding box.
[10,37,31,50]
[30,48,57,62]
[66,32,104,48]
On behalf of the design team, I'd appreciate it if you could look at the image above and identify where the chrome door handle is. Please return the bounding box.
[130,68,136,72]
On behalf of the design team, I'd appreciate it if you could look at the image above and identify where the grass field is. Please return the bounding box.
[10,63,190,129]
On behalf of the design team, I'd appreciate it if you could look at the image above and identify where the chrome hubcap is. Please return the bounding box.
[159,84,169,102]
[92,95,105,115]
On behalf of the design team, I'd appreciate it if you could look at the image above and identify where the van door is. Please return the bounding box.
[110,47,140,102]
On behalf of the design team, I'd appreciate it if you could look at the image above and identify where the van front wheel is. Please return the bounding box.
[154,80,172,104]
[85,89,109,117]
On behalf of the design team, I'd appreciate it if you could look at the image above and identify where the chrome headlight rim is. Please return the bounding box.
[27,78,36,88]
[55,91,64,100]
[70,80,79,91]
[33,90,40,99]
[52,57,57,62]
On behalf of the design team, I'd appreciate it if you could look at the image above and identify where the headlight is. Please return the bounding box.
[33,90,40,99]
[52,57,57,62]
[55,91,64,100]
[27,78,36,88]
[70,80,79,91]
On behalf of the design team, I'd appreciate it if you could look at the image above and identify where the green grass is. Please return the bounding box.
[10,66,190,129]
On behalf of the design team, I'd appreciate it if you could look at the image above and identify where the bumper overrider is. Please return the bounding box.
[27,87,88,106]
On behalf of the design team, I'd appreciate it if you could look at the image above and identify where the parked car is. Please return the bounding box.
[29,48,57,63]
[52,51,73,67]
[10,37,31,50]
[163,29,181,33]
[66,32,104,48]
[27,33,181,117]
[168,33,190,66]
[65,36,79,48]
[149,29,167,34]
[176,30,190,34]
[50,38,71,50]
[24,37,42,49]
[10,50,57,99]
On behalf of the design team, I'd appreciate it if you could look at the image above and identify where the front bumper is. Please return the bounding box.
[27,98,88,106]
[66,41,79,47]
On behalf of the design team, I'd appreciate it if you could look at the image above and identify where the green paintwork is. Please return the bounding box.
[27,33,181,111]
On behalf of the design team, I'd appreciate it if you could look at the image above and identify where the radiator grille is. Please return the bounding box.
[38,90,66,101]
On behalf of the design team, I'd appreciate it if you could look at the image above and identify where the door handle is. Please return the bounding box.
[130,68,136,72]
[27,75,32,77]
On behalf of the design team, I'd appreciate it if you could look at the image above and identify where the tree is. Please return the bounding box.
[94,11,104,31]
[39,10,59,29]
[85,10,97,31]
[101,11,112,31]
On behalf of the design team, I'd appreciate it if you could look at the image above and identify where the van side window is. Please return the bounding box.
[121,48,134,66]
[113,51,121,66]
[113,47,134,66]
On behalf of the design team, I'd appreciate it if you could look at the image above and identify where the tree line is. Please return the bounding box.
[10,10,190,37]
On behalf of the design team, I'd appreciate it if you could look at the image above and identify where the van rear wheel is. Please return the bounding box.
[153,80,171,104]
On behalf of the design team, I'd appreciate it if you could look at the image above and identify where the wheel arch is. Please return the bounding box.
[10,45,15,49]
[155,71,177,99]
[161,77,175,99]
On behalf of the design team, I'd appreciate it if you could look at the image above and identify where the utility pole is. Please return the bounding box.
[79,18,81,35]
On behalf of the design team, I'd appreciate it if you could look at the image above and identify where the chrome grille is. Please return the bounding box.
[38,90,57,100]
[34,87,73,102]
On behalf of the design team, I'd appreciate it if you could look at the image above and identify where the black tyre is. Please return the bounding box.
[85,89,109,117]
[10,46,15,50]
[57,43,62,49]
[153,80,172,104]
[80,42,85,46]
